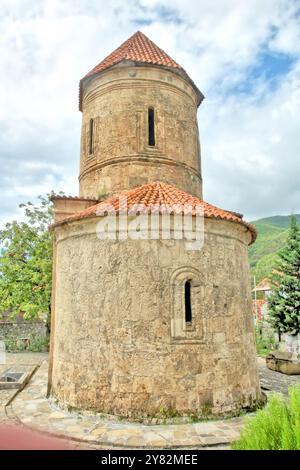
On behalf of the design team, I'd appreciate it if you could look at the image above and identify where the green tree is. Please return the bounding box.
[268,215,300,335]
[0,194,56,325]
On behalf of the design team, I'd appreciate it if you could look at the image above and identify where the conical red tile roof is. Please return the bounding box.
[51,182,256,243]
[79,31,203,110]
[84,31,181,79]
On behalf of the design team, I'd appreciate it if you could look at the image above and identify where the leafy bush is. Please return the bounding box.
[232,386,300,450]
[3,336,27,352]
[27,333,49,352]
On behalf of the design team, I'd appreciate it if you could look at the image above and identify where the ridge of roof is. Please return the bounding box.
[50,195,98,202]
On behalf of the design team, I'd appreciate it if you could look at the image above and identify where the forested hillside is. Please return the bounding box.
[249,214,300,282]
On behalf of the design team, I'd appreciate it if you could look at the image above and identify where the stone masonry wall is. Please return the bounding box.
[0,322,47,340]
[50,216,262,419]
[79,65,202,199]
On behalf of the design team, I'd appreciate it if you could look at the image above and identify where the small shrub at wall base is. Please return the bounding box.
[231,386,300,450]
[4,334,49,352]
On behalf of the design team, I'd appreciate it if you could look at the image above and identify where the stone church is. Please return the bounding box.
[48,31,263,419]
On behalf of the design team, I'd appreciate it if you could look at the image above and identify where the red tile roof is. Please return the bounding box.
[84,31,181,79]
[79,31,203,110]
[51,182,256,243]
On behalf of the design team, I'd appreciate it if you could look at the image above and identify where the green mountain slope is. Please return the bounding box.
[249,214,300,282]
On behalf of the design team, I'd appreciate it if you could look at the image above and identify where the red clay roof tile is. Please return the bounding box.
[84,31,181,80]
[51,181,256,243]
[79,31,203,110]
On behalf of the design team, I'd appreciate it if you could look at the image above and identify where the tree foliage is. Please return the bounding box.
[268,215,300,335]
[0,194,55,322]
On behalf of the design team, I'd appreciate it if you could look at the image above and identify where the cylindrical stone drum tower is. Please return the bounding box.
[48,31,263,420]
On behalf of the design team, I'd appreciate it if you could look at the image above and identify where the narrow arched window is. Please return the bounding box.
[148,108,155,146]
[89,118,94,155]
[185,280,192,323]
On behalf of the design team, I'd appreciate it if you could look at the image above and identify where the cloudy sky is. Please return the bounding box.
[0,0,300,226]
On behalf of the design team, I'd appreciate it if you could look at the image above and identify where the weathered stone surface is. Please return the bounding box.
[48,52,262,420]
[79,65,202,199]
[266,352,300,375]
[258,356,300,394]
[50,216,262,418]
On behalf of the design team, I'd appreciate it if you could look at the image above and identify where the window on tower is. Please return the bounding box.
[89,118,94,155]
[184,280,192,323]
[148,108,155,146]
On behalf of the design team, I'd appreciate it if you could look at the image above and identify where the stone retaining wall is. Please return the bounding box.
[0,322,47,340]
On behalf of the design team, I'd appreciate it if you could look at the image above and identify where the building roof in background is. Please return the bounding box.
[253,278,272,292]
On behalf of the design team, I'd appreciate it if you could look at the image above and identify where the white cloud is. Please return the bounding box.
[0,0,299,227]
[201,58,300,219]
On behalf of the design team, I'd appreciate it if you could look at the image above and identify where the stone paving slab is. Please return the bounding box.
[0,352,48,368]
[0,353,47,424]
[5,354,299,450]
[6,359,243,449]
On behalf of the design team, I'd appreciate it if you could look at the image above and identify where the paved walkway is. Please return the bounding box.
[1,353,300,449]
[2,354,243,449]
[0,353,47,423]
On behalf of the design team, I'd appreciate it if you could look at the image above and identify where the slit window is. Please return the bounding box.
[185,280,192,323]
[148,108,155,146]
[89,118,94,155]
